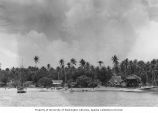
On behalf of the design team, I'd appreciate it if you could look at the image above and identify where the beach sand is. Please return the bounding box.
[0,88,71,107]
[1,87,158,106]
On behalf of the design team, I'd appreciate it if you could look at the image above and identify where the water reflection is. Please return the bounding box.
[0,88,158,107]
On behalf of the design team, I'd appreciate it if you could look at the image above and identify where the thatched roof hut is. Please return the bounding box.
[52,80,63,85]
[125,74,141,87]
[0,82,5,87]
[23,81,34,87]
[126,74,141,81]
[51,80,63,89]
[108,76,123,86]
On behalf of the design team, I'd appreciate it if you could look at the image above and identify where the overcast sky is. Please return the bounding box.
[0,0,158,69]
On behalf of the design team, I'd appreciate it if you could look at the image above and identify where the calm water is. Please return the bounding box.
[0,88,158,107]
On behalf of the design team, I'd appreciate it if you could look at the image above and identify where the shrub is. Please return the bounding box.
[38,77,52,88]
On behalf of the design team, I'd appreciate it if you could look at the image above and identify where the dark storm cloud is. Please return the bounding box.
[0,0,154,67]
[0,0,68,40]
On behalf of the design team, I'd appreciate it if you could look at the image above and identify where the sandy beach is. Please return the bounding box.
[0,87,158,106]
[0,88,71,107]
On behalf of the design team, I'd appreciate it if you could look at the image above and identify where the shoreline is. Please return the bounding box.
[67,87,143,92]
[0,87,158,106]
[0,86,157,93]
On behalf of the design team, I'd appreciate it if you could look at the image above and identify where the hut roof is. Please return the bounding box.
[24,81,33,85]
[0,82,5,85]
[24,81,33,84]
[109,76,123,83]
[52,80,63,85]
[126,74,141,81]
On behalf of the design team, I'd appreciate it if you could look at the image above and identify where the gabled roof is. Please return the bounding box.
[109,76,123,83]
[52,80,63,84]
[126,74,141,81]
[0,82,5,85]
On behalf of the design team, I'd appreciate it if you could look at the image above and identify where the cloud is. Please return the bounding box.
[0,32,18,68]
[128,21,158,61]
[0,0,67,40]
[0,0,158,68]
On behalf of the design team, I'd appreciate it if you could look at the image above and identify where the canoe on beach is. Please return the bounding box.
[17,87,26,93]
[140,86,158,91]
[68,87,143,93]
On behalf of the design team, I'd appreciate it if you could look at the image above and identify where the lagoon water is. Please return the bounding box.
[0,88,158,107]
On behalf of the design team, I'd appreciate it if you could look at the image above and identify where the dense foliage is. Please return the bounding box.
[0,55,158,87]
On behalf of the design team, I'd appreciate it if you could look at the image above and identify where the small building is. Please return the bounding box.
[124,74,141,87]
[108,76,123,87]
[7,80,15,88]
[23,81,34,88]
[0,82,5,87]
[68,82,77,88]
[52,80,63,89]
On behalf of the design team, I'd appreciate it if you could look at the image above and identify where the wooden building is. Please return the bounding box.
[52,80,63,89]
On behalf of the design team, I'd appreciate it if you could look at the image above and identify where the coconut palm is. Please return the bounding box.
[69,59,76,83]
[47,64,51,70]
[67,62,71,68]
[80,59,86,68]
[85,62,91,71]
[59,59,64,68]
[0,62,2,70]
[112,55,119,75]
[56,66,60,80]
[98,61,103,68]
[70,58,77,67]
[112,55,119,66]
[124,58,129,76]
[34,56,39,67]
[150,63,157,86]
[33,56,39,86]
[59,59,67,83]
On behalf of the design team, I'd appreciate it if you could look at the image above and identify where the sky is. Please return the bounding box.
[0,0,158,69]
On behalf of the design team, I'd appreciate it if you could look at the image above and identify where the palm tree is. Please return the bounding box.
[112,55,119,66]
[34,56,39,67]
[67,62,71,68]
[85,62,91,71]
[124,58,129,76]
[98,61,103,68]
[66,62,71,82]
[33,56,39,86]
[56,66,60,80]
[150,63,157,86]
[59,59,64,68]
[0,62,1,70]
[86,62,90,67]
[80,59,86,68]
[70,58,77,67]
[112,55,119,75]
[69,58,76,83]
[47,64,51,70]
[59,59,67,83]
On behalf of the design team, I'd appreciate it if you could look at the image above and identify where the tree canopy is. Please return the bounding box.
[0,55,158,88]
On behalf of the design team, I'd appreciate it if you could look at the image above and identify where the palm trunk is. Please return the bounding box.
[64,68,67,83]
[153,72,157,86]
[125,66,127,77]
[58,72,59,80]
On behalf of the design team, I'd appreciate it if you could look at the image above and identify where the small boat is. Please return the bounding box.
[140,86,156,90]
[140,86,158,91]
[17,58,27,94]
[120,88,142,92]
[17,87,26,93]
[51,86,63,90]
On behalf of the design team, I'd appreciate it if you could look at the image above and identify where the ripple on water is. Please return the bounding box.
[0,88,158,106]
